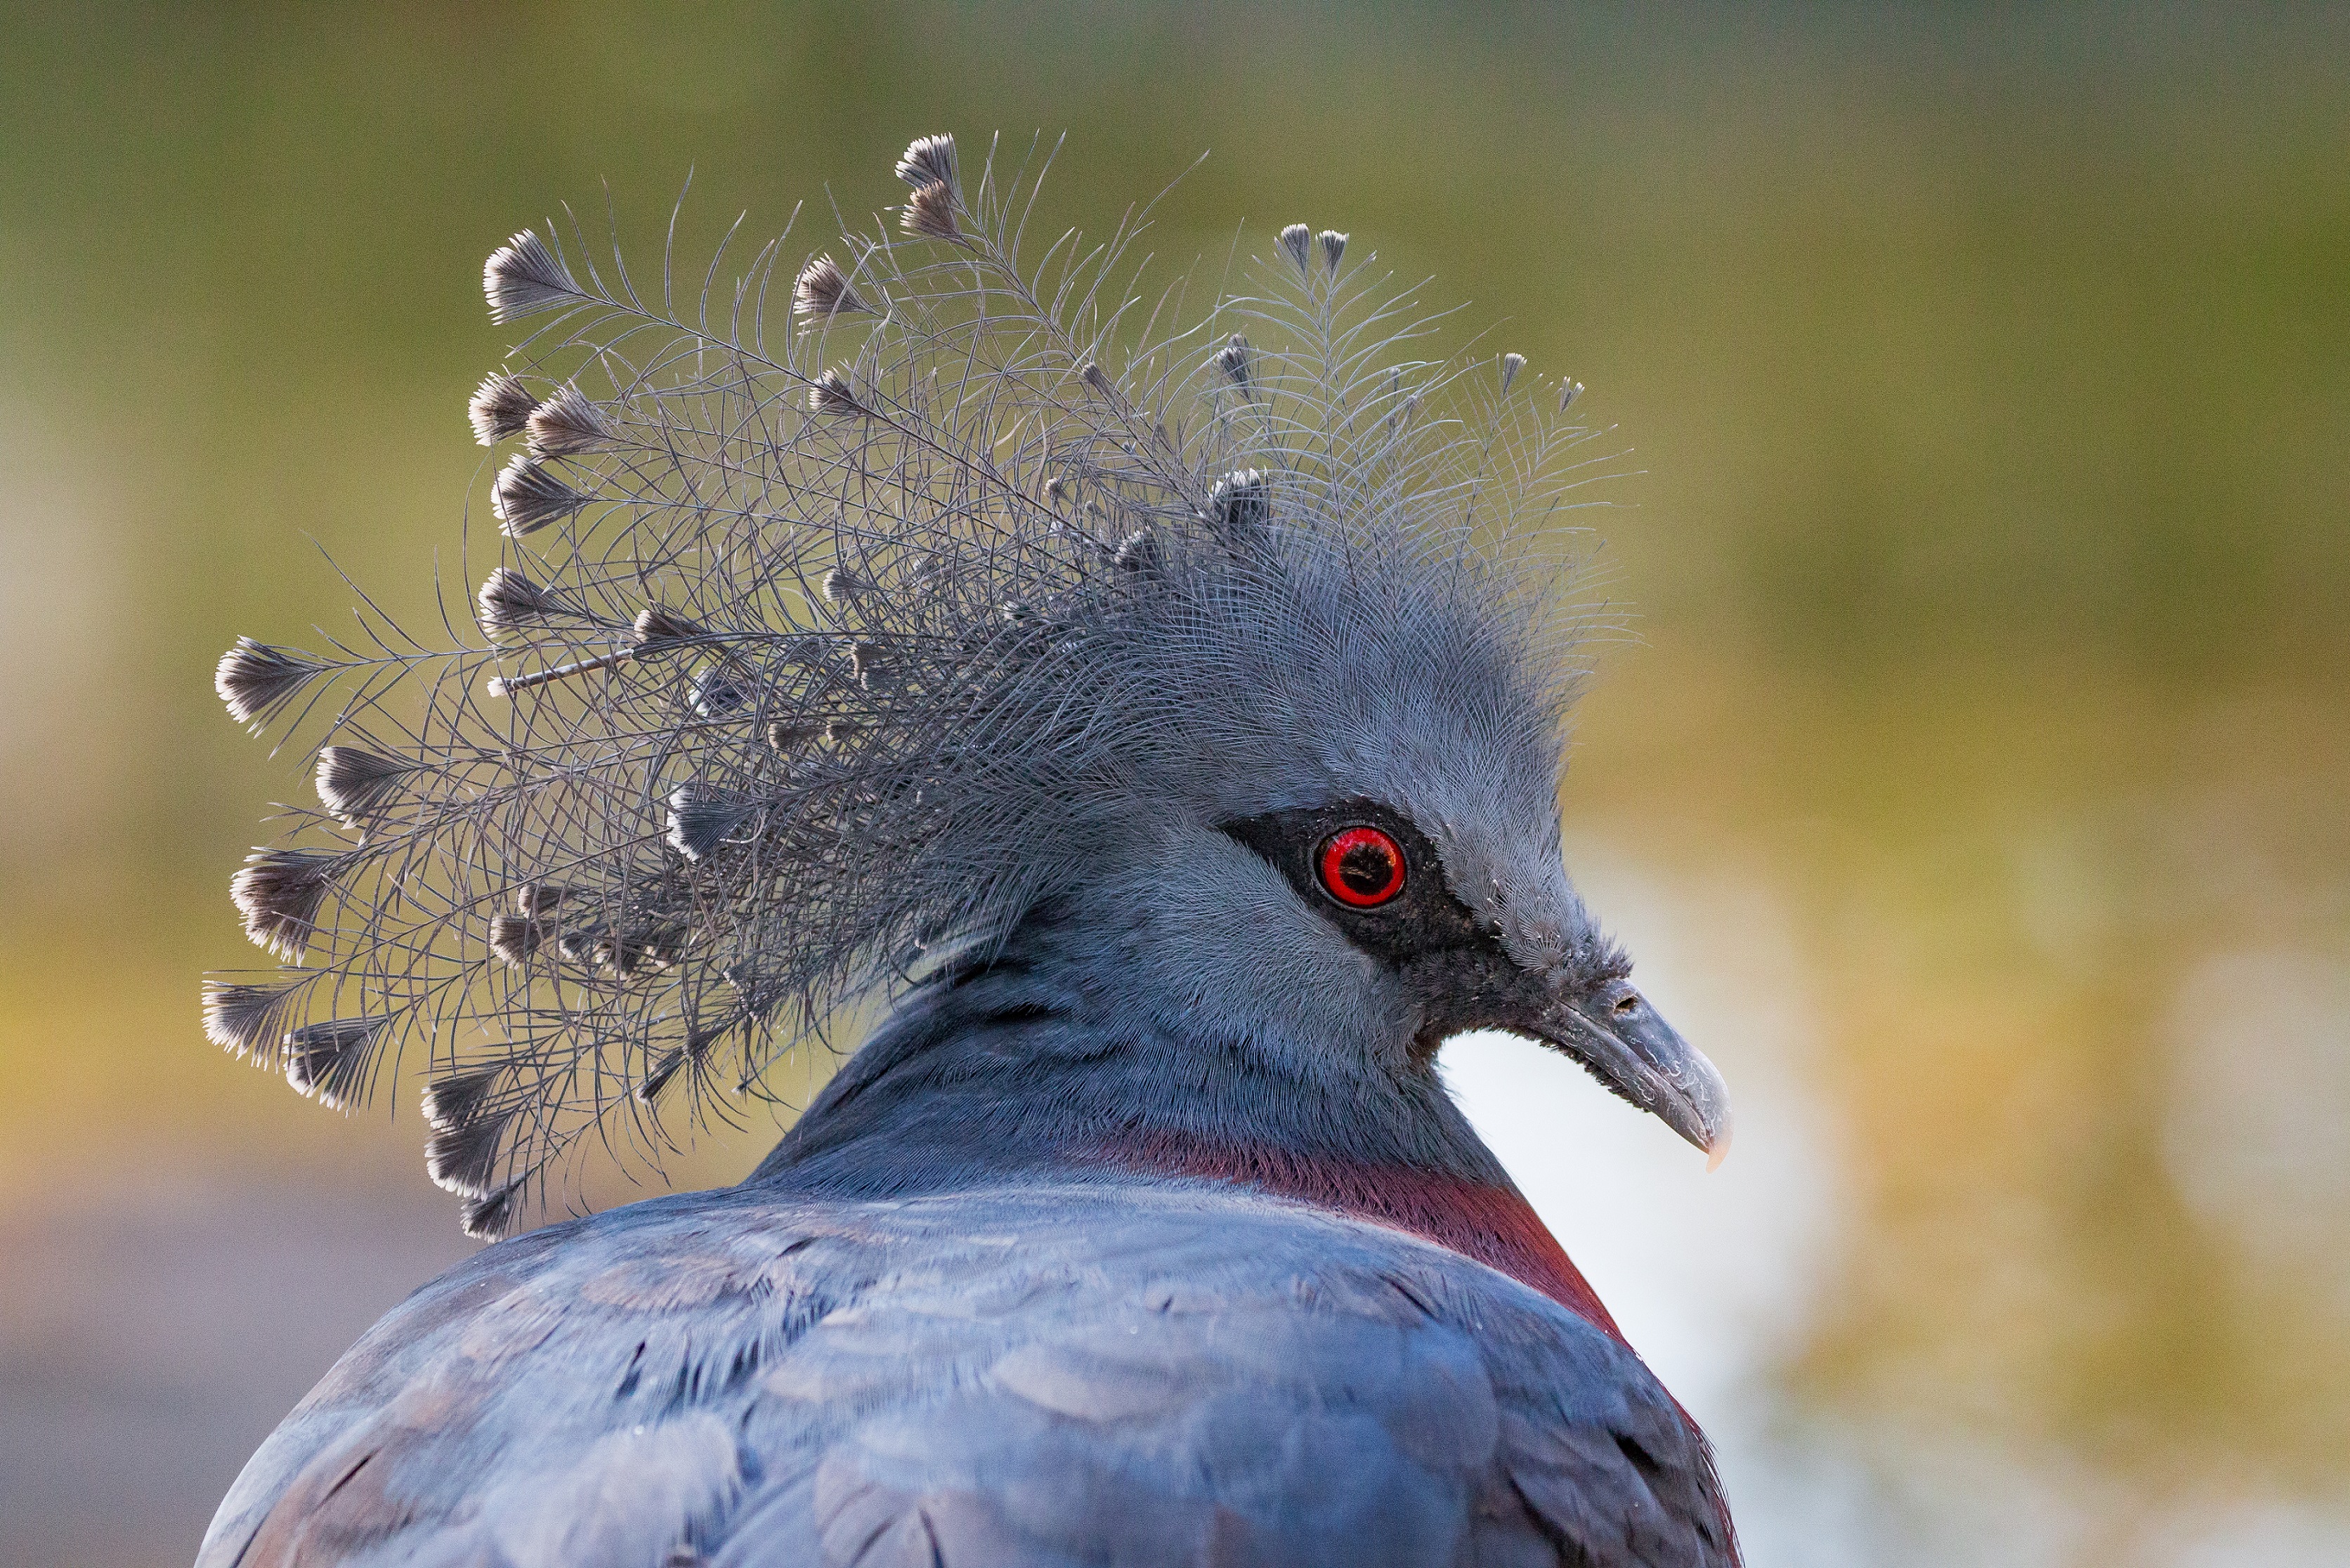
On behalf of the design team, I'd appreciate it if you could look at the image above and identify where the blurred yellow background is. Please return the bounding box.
[2,5,2345,1564]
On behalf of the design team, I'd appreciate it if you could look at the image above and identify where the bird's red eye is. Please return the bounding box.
[1317,825,1406,908]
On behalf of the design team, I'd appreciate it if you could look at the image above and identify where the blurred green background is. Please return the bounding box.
[3,4,2346,1564]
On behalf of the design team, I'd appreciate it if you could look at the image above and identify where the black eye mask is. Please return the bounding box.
[1220,799,1491,967]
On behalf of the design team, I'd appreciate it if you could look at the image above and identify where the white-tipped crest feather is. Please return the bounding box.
[483,230,583,323]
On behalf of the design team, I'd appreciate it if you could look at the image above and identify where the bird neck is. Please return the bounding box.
[1095,1130,1622,1338]
[754,960,1624,1340]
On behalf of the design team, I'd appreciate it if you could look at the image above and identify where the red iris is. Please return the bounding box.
[1317,825,1407,907]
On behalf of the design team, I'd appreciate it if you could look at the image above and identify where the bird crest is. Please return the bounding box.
[205,133,1617,1236]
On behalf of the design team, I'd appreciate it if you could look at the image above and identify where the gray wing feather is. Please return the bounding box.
[198,1184,1728,1568]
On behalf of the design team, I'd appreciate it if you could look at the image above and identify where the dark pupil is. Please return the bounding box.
[1336,841,1395,896]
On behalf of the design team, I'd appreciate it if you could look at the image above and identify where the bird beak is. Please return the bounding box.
[1534,982,1733,1168]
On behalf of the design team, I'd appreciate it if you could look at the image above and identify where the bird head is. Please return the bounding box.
[979,518,1730,1166]
[204,133,1727,1234]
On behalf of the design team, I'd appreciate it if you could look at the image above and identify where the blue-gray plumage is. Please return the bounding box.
[200,951,1735,1564]
[200,1182,1716,1568]
[200,134,1739,1564]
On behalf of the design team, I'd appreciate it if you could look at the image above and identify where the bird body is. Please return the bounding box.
[200,135,1739,1564]
[198,1184,1704,1567]
[199,979,1727,1567]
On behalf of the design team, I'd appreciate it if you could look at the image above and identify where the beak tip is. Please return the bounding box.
[1538,993,1733,1170]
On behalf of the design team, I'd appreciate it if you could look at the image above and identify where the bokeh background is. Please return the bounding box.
[4,4,2346,1563]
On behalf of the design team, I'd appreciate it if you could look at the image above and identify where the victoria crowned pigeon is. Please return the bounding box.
[198,134,1738,1567]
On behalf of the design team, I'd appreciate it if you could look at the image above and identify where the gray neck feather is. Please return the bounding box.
[752,905,1511,1198]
